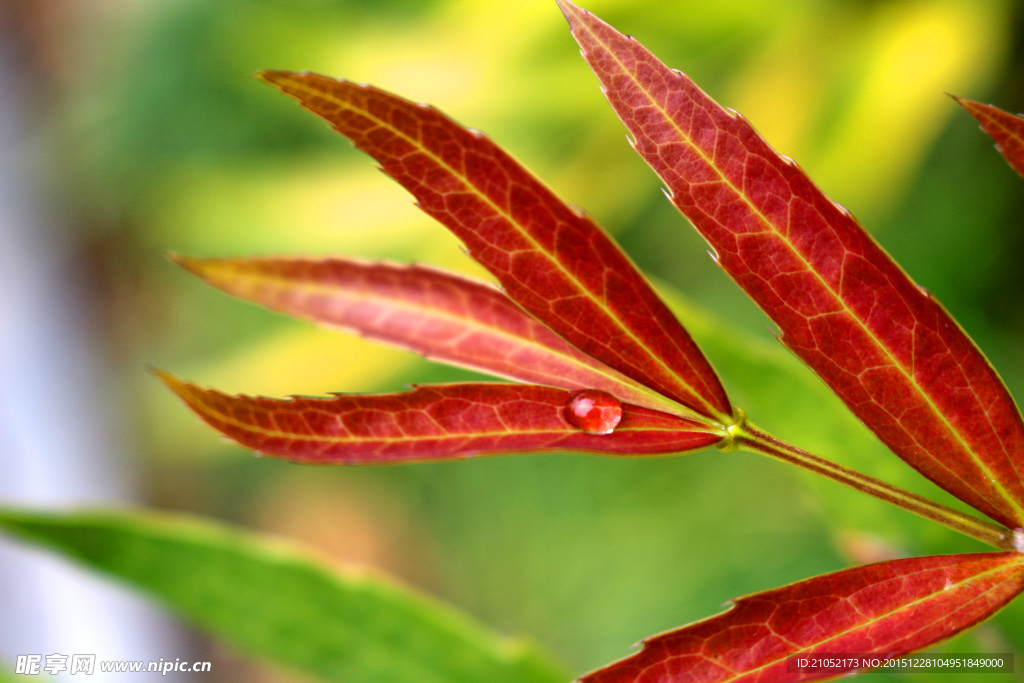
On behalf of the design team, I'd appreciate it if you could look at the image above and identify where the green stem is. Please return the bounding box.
[728,419,1016,551]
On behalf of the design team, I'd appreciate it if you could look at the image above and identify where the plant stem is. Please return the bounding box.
[730,419,1016,551]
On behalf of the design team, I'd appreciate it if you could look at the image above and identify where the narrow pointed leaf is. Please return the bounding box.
[954,97,1024,178]
[0,508,570,683]
[258,70,732,422]
[174,255,680,415]
[581,552,1024,683]
[158,372,722,463]
[560,1,1024,528]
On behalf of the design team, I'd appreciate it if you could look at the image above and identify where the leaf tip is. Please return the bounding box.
[149,367,191,399]
[554,0,584,27]
[947,93,986,117]
[949,94,991,118]
[167,252,202,276]
[255,70,293,88]
[167,254,234,290]
[256,70,330,98]
[150,370,214,419]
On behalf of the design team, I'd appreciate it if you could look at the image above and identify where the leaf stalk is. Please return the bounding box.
[732,422,1016,550]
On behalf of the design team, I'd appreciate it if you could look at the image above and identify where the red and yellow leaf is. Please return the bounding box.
[157,371,722,464]
[954,97,1024,178]
[581,552,1024,683]
[258,71,732,422]
[559,1,1024,528]
[174,256,682,415]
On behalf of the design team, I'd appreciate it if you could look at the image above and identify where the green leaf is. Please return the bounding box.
[0,507,569,683]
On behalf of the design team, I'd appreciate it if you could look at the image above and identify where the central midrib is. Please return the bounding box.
[190,389,720,444]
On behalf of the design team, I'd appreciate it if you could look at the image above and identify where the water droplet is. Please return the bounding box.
[564,390,622,435]
[1012,528,1024,553]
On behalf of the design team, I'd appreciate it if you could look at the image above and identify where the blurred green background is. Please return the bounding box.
[3,0,1024,680]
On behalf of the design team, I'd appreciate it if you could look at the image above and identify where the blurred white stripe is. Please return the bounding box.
[0,21,195,683]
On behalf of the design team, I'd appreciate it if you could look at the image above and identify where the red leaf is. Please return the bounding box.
[559,1,1024,529]
[581,552,1024,683]
[156,371,722,464]
[258,71,732,422]
[954,97,1024,178]
[174,256,683,415]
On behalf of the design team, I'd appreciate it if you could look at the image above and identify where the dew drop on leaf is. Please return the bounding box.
[564,390,623,435]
